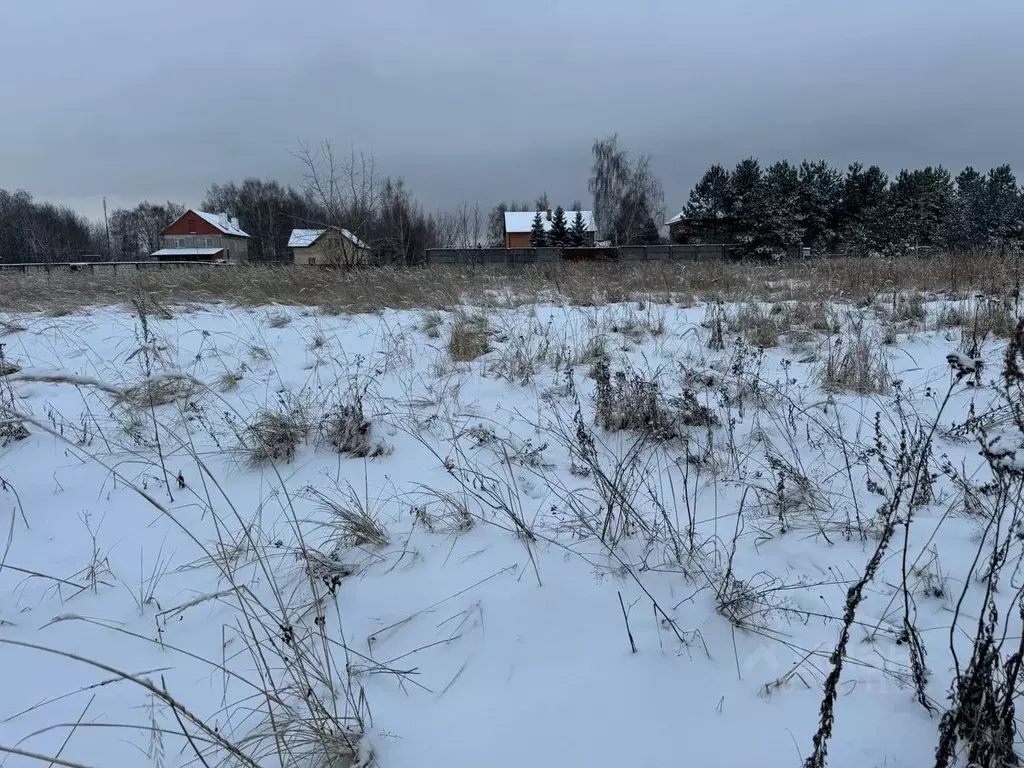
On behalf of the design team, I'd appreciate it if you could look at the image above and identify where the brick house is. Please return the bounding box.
[502,209,596,248]
[288,228,370,266]
[151,209,250,262]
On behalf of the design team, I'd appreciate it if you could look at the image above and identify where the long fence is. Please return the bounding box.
[0,260,236,273]
[424,244,799,265]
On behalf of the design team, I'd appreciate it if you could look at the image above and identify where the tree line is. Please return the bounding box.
[679,159,1024,257]
[4,137,1023,264]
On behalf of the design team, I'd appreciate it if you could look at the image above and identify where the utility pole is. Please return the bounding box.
[103,197,111,260]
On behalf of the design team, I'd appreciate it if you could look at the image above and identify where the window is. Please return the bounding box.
[188,219,197,234]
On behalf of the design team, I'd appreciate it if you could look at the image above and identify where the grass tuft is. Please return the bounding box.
[449,313,490,361]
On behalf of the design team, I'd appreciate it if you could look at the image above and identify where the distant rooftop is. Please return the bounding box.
[288,228,367,249]
[504,210,595,234]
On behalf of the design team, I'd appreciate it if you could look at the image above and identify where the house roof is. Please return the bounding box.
[503,210,596,234]
[288,227,367,249]
[163,209,250,237]
[666,210,732,226]
[192,210,250,237]
[151,248,225,257]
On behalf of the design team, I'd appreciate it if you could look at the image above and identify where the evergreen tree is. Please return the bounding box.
[796,160,843,253]
[529,211,548,247]
[984,165,1024,249]
[637,216,661,245]
[683,164,732,219]
[840,163,890,254]
[568,210,589,246]
[548,206,568,246]
[887,166,954,252]
[755,160,803,257]
[679,164,733,243]
[948,167,987,249]
[728,158,767,257]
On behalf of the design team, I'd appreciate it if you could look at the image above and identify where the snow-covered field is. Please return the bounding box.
[1,292,1023,767]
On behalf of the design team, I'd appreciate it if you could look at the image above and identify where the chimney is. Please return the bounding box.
[219,212,230,228]
[546,209,552,221]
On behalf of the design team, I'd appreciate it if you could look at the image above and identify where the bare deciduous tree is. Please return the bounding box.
[588,135,665,245]
[293,140,381,254]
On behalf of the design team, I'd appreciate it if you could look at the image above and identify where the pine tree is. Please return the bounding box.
[684,164,732,219]
[549,206,568,246]
[840,163,890,255]
[984,165,1023,249]
[755,160,802,258]
[728,158,766,257]
[681,164,732,243]
[529,211,548,247]
[568,210,589,246]
[796,160,843,253]
[948,167,986,249]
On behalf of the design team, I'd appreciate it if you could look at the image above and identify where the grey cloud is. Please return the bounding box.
[2,0,1022,221]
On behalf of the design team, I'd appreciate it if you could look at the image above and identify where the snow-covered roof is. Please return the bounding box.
[151,248,225,257]
[666,210,731,226]
[288,228,368,249]
[504,211,596,234]
[192,210,250,237]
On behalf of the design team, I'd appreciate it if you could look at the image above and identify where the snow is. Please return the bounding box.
[504,210,595,234]
[288,228,368,249]
[150,247,225,257]
[192,209,250,238]
[0,296,1019,767]
[288,229,325,248]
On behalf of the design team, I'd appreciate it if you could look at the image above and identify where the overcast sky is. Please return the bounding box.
[2,0,1022,221]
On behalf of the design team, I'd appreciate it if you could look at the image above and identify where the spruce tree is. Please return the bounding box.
[637,216,661,245]
[529,211,548,247]
[548,206,568,246]
[568,210,589,246]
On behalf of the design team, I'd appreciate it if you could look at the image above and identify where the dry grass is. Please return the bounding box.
[217,371,243,392]
[113,376,197,408]
[1,252,1023,315]
[449,313,490,361]
[891,292,927,323]
[819,323,891,395]
[1,318,27,336]
[303,485,390,550]
[728,303,784,348]
[420,310,444,339]
[970,298,1018,340]
[245,407,310,465]
[267,312,292,328]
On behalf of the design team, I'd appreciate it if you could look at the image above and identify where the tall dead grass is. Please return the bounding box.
[1,252,1022,313]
